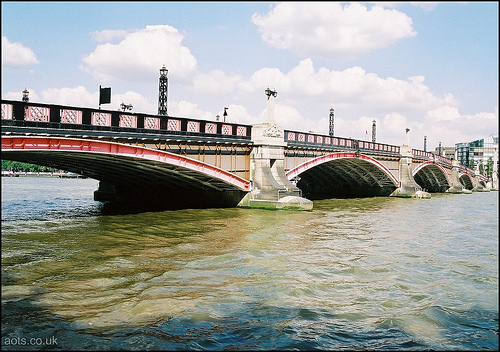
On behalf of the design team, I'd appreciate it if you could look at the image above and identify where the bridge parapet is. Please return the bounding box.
[282,128,457,169]
[284,129,400,157]
[1,100,251,142]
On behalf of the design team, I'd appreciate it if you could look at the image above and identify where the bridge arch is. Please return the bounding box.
[286,152,399,199]
[458,172,474,190]
[413,161,451,192]
[2,136,250,209]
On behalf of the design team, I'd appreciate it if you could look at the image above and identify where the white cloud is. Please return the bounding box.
[2,36,39,67]
[194,58,456,118]
[181,56,492,147]
[114,91,156,113]
[421,107,498,146]
[425,105,461,121]
[39,86,97,107]
[81,25,197,83]
[239,68,291,95]
[220,104,259,125]
[3,90,39,102]
[168,100,213,121]
[91,29,130,43]
[192,70,243,95]
[252,2,416,59]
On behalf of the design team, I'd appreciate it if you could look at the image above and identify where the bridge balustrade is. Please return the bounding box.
[459,165,477,175]
[283,128,461,169]
[1,100,251,141]
[433,154,453,166]
[412,149,433,159]
[2,100,476,176]
[284,129,400,156]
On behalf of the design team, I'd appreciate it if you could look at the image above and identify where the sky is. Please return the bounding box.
[1,1,498,150]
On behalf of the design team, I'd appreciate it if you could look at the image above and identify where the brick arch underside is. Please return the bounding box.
[413,164,451,192]
[290,157,398,200]
[2,138,250,210]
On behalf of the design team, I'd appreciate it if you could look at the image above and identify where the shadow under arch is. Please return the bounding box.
[286,152,398,199]
[2,136,250,210]
[413,161,451,193]
[458,172,474,190]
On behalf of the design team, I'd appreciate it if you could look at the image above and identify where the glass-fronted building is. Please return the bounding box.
[455,135,498,177]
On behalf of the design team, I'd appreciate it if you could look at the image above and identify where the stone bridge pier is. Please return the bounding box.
[446,159,470,193]
[390,129,431,198]
[473,164,489,192]
[237,88,313,210]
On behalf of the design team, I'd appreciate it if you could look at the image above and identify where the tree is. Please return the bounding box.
[486,157,494,178]
[1,160,59,173]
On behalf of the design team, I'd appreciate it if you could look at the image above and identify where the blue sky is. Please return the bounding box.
[2,1,498,149]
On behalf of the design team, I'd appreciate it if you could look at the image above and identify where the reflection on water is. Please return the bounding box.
[1,177,498,350]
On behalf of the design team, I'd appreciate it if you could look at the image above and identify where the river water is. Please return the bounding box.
[1,177,498,350]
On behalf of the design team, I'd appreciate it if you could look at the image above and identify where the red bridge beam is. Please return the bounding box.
[1,136,251,192]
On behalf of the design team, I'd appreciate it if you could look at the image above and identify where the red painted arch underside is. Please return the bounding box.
[286,152,399,185]
[1,136,250,191]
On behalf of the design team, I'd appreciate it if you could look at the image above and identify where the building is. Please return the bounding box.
[455,135,498,177]
[433,146,456,160]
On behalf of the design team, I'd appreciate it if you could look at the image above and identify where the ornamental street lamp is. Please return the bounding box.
[265,87,277,99]
[22,88,29,102]
[329,108,334,137]
[120,102,133,111]
[265,87,277,124]
[158,65,168,116]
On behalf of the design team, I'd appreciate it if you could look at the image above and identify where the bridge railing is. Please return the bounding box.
[284,129,400,156]
[412,149,454,167]
[282,129,459,167]
[3,100,485,177]
[1,100,252,141]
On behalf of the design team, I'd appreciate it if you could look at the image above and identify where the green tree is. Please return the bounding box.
[486,157,493,178]
[1,160,58,173]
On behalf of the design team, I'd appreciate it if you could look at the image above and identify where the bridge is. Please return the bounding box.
[1,93,493,211]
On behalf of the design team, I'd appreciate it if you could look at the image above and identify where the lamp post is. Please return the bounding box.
[371,119,376,143]
[265,87,277,99]
[120,102,133,111]
[329,108,334,137]
[158,65,168,116]
[22,88,29,102]
[265,87,277,124]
